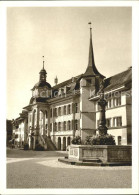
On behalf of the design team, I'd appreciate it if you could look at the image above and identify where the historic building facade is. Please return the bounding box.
[12,28,132,150]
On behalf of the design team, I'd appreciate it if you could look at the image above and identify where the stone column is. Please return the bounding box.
[47,109,50,137]
[31,110,35,149]
[31,110,35,129]
[24,118,28,143]
[51,107,54,141]
[33,107,39,149]
[98,80,108,136]
[43,111,45,135]
[36,108,40,129]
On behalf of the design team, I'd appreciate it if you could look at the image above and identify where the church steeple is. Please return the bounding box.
[39,56,47,82]
[84,22,104,78]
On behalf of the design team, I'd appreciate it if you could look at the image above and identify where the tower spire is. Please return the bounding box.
[88,22,95,70]
[84,22,104,78]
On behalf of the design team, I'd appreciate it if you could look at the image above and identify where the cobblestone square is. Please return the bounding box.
[7,148,132,188]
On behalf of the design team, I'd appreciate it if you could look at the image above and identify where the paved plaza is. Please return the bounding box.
[7,148,132,188]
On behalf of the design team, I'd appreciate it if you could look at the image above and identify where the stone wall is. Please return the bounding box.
[68,145,132,163]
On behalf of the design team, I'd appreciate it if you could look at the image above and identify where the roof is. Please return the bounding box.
[83,28,105,78]
[32,81,51,90]
[39,68,47,74]
[104,67,132,92]
[52,74,82,90]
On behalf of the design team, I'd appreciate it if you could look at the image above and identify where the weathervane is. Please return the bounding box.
[42,56,45,69]
[88,22,92,29]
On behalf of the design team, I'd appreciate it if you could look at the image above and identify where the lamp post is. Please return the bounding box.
[98,80,108,136]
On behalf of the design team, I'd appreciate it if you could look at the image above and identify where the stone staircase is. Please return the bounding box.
[82,158,101,163]
[58,156,104,166]
[39,133,57,151]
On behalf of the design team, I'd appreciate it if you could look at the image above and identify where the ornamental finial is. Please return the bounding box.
[42,56,45,69]
[88,22,92,30]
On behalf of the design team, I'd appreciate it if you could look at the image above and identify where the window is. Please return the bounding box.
[59,88,64,96]
[68,121,71,130]
[55,122,57,131]
[58,122,61,131]
[117,117,122,126]
[114,97,121,107]
[68,105,71,114]
[113,118,116,127]
[64,121,66,131]
[75,103,79,113]
[64,106,66,115]
[58,107,61,116]
[61,88,64,95]
[113,117,122,127]
[54,108,58,117]
[75,120,78,130]
[118,136,121,145]
[107,99,112,108]
[46,124,48,129]
[106,118,111,128]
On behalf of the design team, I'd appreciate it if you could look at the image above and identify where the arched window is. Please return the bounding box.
[63,137,66,151]
[67,137,71,146]
[68,104,71,114]
[58,122,61,131]
[58,107,61,116]
[58,137,61,150]
[55,108,58,117]
[68,121,71,130]
[64,121,66,131]
[55,122,57,131]
[64,106,66,115]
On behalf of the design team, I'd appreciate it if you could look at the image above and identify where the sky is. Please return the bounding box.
[7,7,131,120]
